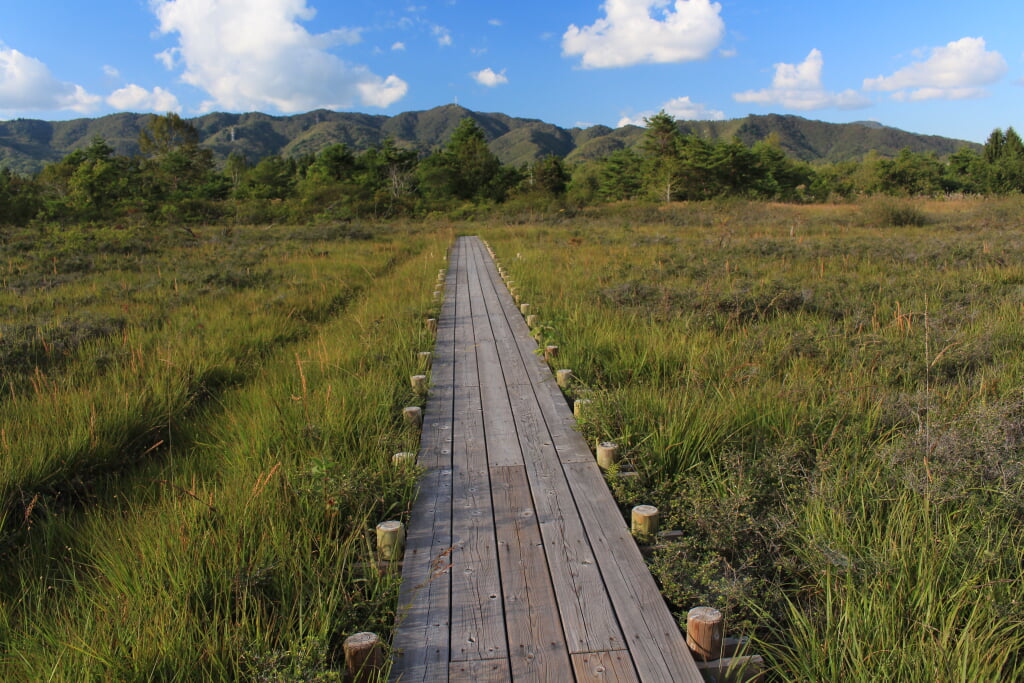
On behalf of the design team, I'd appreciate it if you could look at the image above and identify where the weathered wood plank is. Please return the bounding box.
[563,461,704,683]
[390,241,460,683]
[490,465,574,681]
[505,382,626,655]
[450,384,506,661]
[571,651,640,682]
[467,248,521,469]
[473,241,593,464]
[449,658,513,682]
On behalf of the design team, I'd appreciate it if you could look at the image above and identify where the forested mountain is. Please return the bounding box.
[0,104,980,175]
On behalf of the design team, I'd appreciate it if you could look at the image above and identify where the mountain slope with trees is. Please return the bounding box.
[0,105,980,175]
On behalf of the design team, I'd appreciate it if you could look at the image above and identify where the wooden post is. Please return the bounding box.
[526,314,539,328]
[574,398,592,417]
[596,442,619,470]
[426,318,438,334]
[520,303,531,316]
[376,520,406,561]
[403,406,423,429]
[687,606,724,661]
[344,632,384,683]
[556,369,573,389]
[433,289,441,300]
[418,351,432,370]
[631,505,659,539]
[411,374,428,395]
[392,451,417,467]
[545,345,559,361]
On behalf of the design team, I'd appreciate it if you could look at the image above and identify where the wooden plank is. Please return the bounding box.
[453,238,479,390]
[490,465,574,681]
[449,384,506,661]
[470,241,531,388]
[449,659,512,682]
[467,247,521,469]
[472,240,592,464]
[505,382,626,655]
[571,651,640,682]
[390,242,460,682]
[562,461,704,683]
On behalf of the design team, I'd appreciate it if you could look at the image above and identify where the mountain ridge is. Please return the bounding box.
[0,104,981,175]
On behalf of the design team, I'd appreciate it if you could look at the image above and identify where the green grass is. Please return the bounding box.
[0,220,453,679]
[6,198,1024,680]
[483,197,1024,681]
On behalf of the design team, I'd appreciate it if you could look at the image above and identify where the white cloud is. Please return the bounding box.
[562,0,725,69]
[863,37,1007,101]
[392,42,406,51]
[472,67,508,87]
[488,19,503,27]
[107,84,182,112]
[733,49,870,110]
[150,0,408,112]
[358,74,409,107]
[618,96,725,127]
[433,25,453,46]
[0,44,100,114]
[103,65,122,79]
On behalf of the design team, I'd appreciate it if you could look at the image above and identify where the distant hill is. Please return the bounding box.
[0,104,981,175]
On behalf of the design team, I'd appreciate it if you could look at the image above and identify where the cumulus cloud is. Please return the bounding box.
[150,0,408,112]
[618,96,724,126]
[733,49,870,110]
[108,84,182,112]
[863,37,1007,101]
[562,0,725,69]
[391,42,406,51]
[472,68,508,87]
[0,44,100,114]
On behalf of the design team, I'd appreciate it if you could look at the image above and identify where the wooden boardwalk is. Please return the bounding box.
[390,236,702,682]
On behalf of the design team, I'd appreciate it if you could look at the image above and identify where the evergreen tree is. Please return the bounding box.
[638,111,684,202]
[419,118,506,201]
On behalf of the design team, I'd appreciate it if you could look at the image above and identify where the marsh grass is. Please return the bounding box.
[484,198,1024,681]
[0,221,451,679]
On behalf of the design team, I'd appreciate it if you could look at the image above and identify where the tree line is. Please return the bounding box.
[0,111,1021,226]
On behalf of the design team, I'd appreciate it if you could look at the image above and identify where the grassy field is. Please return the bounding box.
[486,197,1024,681]
[3,197,1023,680]
[0,221,451,680]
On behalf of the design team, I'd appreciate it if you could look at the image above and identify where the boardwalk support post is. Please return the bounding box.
[687,606,724,661]
[520,303,531,316]
[411,374,428,395]
[403,406,423,429]
[526,314,539,328]
[426,318,438,334]
[545,345,559,361]
[596,442,619,470]
[574,398,592,417]
[392,452,417,467]
[418,351,432,370]
[377,520,406,561]
[556,369,573,389]
[343,632,384,683]
[631,504,660,540]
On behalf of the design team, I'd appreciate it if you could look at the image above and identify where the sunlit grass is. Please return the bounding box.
[483,197,1024,680]
[0,220,452,679]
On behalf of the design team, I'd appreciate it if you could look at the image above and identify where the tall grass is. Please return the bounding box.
[482,198,1024,680]
[0,220,453,679]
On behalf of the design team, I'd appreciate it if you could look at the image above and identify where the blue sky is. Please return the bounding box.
[1,0,1021,143]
